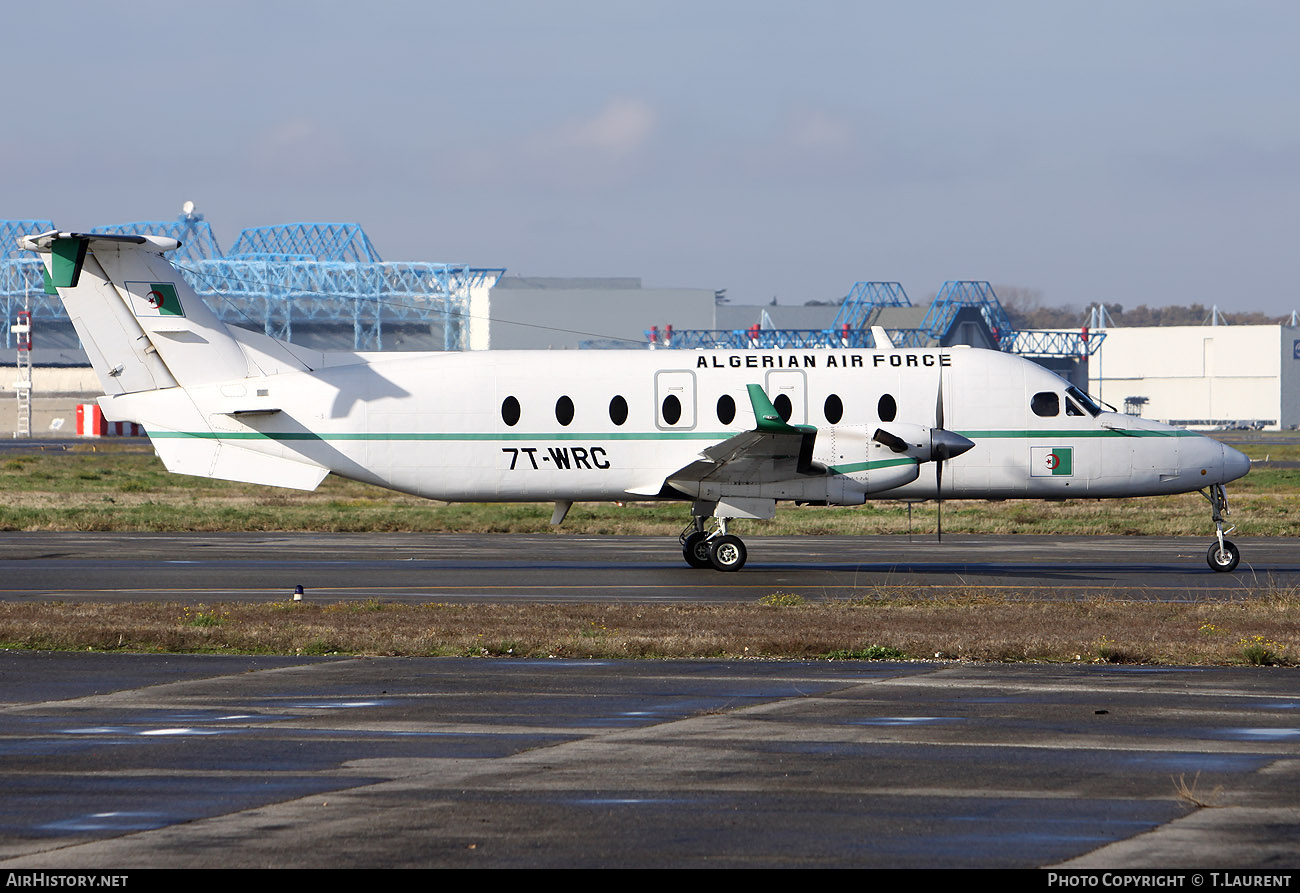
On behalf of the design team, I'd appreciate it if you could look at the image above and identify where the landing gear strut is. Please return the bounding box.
[679,514,747,572]
[1202,483,1240,573]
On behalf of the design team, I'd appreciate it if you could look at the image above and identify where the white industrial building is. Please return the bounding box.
[1088,324,1300,430]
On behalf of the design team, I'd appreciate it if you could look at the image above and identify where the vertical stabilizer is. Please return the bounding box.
[20,231,260,391]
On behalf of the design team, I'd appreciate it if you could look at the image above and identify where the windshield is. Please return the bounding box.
[1065,385,1102,417]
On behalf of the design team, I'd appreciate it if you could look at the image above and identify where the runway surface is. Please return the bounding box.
[1,653,1297,869]
[5,532,1298,868]
[0,532,1297,603]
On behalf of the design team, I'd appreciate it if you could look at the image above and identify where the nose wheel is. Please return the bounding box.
[1202,483,1240,573]
[1207,539,1240,573]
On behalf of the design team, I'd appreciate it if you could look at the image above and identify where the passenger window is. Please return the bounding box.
[608,397,629,428]
[824,393,843,424]
[716,394,736,425]
[662,394,682,425]
[878,394,897,422]
[501,396,520,427]
[1031,392,1059,417]
[773,394,793,422]
[555,396,574,426]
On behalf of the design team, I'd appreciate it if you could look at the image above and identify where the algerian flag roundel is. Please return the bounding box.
[126,281,186,318]
[1030,446,1073,477]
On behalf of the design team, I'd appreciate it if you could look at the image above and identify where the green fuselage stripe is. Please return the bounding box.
[828,457,919,475]
[148,426,1208,443]
[148,430,734,442]
[956,428,1200,439]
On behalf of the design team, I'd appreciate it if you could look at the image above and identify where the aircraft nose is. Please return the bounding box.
[1220,442,1251,483]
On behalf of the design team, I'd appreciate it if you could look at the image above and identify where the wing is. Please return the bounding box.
[665,384,824,491]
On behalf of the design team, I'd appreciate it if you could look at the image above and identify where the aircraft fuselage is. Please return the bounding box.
[139,344,1247,505]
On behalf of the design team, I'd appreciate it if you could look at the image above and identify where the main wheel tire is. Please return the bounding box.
[682,531,712,569]
[708,534,747,572]
[1207,539,1240,573]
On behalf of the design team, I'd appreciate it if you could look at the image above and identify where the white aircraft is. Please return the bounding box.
[20,231,1251,572]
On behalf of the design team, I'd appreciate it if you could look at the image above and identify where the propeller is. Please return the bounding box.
[929,363,976,540]
[869,361,974,543]
[936,366,945,541]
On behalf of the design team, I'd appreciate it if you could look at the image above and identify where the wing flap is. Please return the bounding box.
[665,385,824,492]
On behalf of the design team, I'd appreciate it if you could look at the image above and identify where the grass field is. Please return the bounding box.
[1,590,1297,666]
[1,437,1296,665]
[1,440,1297,536]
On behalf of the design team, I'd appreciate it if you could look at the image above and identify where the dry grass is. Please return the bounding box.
[1173,772,1225,808]
[2,587,1298,664]
[1,443,1298,535]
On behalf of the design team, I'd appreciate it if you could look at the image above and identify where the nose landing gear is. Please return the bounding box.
[1202,483,1240,573]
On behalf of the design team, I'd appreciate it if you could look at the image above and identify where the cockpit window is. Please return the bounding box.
[1031,391,1059,417]
[1065,396,1084,416]
[1065,386,1102,417]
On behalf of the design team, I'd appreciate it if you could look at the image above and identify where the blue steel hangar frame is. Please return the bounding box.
[1,218,504,352]
[648,279,1102,357]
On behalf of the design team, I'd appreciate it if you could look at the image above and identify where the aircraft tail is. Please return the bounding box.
[19,231,328,491]
[19,231,269,394]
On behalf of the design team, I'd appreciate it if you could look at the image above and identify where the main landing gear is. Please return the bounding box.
[1202,483,1240,573]
[680,516,747,572]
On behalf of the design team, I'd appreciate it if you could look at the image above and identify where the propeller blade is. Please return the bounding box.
[936,454,943,542]
[936,363,945,542]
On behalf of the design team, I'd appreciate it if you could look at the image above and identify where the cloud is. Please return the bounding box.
[245,117,359,181]
[553,98,658,156]
[480,97,660,190]
[787,108,855,153]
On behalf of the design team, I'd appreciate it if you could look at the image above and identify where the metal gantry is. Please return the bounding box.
[187,258,503,351]
[1,259,61,349]
[1011,328,1105,357]
[647,279,1103,357]
[3,215,1103,359]
[829,280,911,330]
[0,217,504,351]
[649,282,910,350]
[650,327,883,350]
[921,280,1017,350]
[1,220,56,259]
[229,223,382,263]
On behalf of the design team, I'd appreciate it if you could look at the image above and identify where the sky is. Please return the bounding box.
[3,1,1298,315]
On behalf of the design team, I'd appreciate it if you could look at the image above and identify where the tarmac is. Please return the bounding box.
[1,653,1298,868]
[0,532,1296,603]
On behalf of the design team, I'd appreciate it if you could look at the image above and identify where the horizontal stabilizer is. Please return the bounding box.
[100,389,327,491]
[151,435,329,491]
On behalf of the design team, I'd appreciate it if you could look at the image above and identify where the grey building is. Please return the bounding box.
[469,277,717,350]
